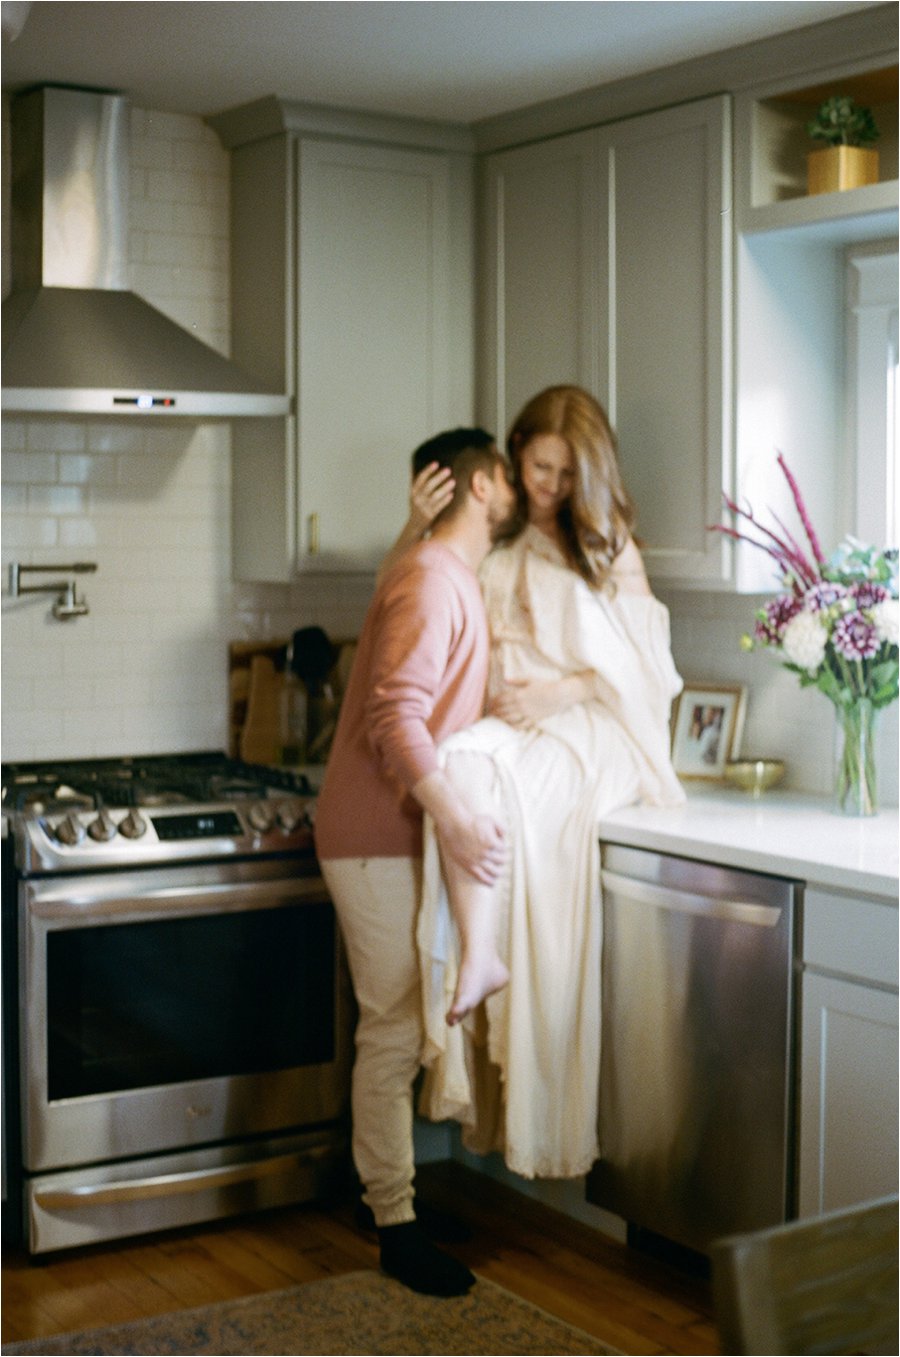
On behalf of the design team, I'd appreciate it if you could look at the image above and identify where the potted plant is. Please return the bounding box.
[806,95,880,195]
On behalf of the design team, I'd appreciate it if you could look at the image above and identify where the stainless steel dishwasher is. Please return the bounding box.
[586,842,799,1254]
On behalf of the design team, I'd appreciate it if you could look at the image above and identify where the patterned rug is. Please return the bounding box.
[1,1268,621,1355]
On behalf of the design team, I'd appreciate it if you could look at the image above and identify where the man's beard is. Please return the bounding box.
[489,499,524,543]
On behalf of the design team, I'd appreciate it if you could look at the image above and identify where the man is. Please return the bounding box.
[314,427,516,1296]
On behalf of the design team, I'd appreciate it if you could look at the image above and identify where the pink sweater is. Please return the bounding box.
[314,540,489,860]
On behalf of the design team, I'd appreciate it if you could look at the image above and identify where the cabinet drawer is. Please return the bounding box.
[803,887,898,988]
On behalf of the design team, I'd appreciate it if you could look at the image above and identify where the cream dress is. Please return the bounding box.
[416,526,685,1179]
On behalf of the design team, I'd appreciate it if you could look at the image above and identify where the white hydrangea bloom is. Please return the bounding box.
[781,609,828,672]
[871,598,900,646]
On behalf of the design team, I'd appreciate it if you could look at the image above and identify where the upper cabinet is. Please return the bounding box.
[481,55,898,593]
[224,109,474,580]
[480,97,732,586]
[294,140,454,571]
[217,10,897,589]
[480,128,605,427]
[604,101,731,586]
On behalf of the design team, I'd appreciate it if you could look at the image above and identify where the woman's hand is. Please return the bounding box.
[488,673,572,727]
[489,673,594,727]
[409,461,455,535]
[377,462,456,582]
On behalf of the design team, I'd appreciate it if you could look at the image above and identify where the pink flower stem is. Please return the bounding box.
[776,452,826,567]
[768,509,820,585]
[718,495,818,589]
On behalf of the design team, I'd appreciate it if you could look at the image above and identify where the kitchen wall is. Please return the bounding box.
[1,103,370,762]
[661,588,899,806]
[2,102,896,805]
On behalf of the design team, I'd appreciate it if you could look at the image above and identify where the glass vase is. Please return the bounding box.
[834,697,878,816]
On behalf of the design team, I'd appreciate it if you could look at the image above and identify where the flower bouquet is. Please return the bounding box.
[712,454,898,815]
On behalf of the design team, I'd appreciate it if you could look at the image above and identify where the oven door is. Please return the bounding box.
[21,857,353,1173]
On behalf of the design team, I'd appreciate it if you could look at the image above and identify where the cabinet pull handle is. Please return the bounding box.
[600,869,782,927]
[308,512,320,556]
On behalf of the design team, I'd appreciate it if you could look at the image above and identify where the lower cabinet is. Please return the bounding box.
[797,887,899,1217]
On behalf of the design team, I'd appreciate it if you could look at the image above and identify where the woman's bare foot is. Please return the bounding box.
[447,954,509,1026]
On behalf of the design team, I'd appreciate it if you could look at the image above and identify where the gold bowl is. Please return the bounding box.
[724,758,785,796]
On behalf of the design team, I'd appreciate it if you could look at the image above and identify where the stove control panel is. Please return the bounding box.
[152,810,244,841]
[18,797,316,873]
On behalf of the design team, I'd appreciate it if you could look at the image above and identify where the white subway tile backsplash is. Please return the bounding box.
[172,138,225,176]
[1,484,27,511]
[62,640,125,679]
[25,422,86,454]
[3,452,58,484]
[130,135,173,172]
[32,674,96,711]
[58,519,100,549]
[2,516,59,549]
[27,485,88,516]
[2,420,26,450]
[130,199,175,234]
[85,423,148,455]
[146,167,209,206]
[58,455,119,486]
[140,108,209,143]
[170,200,226,237]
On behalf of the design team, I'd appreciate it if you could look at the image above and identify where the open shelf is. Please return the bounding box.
[736,62,898,242]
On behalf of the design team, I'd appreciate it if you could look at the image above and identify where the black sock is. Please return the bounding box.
[356,1198,472,1243]
[378,1221,475,1297]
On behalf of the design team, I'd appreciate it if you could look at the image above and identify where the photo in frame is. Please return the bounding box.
[671,684,747,780]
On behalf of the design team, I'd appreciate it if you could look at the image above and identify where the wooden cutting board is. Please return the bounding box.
[228,638,357,763]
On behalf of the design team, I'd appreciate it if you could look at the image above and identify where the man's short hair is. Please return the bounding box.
[411,427,505,523]
[412,426,496,478]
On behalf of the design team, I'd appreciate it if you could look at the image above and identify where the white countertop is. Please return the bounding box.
[598,787,899,901]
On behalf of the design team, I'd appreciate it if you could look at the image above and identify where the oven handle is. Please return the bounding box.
[28,871,329,920]
[32,1146,336,1209]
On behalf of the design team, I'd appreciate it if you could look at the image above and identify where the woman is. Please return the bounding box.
[414,385,685,1181]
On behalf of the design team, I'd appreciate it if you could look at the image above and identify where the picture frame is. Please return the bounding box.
[671,683,747,781]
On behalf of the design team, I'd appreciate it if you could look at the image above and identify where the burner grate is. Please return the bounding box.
[1,753,313,813]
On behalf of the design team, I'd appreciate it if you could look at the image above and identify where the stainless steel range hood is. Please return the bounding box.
[2,86,290,418]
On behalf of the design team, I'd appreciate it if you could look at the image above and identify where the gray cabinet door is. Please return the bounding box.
[480,98,731,585]
[604,96,732,585]
[297,139,456,571]
[480,129,605,440]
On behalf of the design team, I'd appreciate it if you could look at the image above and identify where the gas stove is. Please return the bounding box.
[2,753,317,874]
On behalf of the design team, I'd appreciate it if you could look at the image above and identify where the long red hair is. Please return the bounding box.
[507,385,636,589]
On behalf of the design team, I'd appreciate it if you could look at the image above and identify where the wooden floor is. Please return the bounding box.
[2,1160,720,1355]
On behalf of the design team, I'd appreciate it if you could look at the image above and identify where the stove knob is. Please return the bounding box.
[247,801,275,833]
[88,809,118,842]
[55,813,86,847]
[276,799,304,832]
[118,808,148,840]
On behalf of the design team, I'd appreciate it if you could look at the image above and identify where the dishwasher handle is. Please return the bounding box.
[600,868,782,927]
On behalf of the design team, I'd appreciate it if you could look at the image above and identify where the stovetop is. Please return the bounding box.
[2,753,318,875]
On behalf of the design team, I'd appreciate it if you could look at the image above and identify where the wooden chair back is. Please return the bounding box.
[710,1196,898,1355]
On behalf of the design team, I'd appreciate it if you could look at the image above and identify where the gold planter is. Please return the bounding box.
[807,145,879,196]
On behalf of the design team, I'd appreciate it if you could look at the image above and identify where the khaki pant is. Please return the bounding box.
[319,856,423,1227]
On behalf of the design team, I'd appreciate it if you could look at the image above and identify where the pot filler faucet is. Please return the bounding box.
[8,562,97,620]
